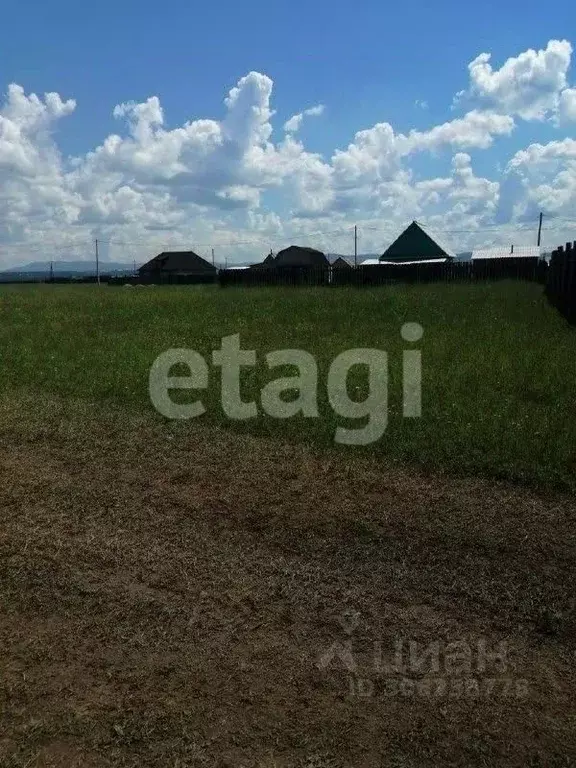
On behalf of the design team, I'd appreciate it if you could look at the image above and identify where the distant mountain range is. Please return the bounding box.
[1,260,137,277]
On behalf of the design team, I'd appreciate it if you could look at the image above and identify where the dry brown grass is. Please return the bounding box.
[1,393,575,767]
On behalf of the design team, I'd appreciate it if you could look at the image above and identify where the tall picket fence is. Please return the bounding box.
[545,241,576,323]
[219,257,547,288]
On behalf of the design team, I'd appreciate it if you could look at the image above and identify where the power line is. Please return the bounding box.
[543,215,576,224]
[96,226,526,250]
[1,217,575,258]
[360,222,534,234]
[99,226,357,249]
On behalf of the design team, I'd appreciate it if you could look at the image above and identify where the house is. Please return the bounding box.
[139,251,216,278]
[471,245,545,280]
[331,256,353,268]
[380,221,456,263]
[471,246,543,260]
[274,245,329,268]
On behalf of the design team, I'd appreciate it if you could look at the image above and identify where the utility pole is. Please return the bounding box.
[49,260,53,282]
[212,248,215,268]
[511,244,514,254]
[95,239,100,285]
[354,225,358,267]
[537,211,543,247]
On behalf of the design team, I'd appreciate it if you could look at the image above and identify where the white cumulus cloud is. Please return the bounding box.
[455,39,573,120]
[284,104,325,133]
[558,87,576,122]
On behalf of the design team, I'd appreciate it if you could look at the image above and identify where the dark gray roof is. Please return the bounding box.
[274,245,329,267]
[332,256,353,268]
[250,252,277,269]
[139,251,216,274]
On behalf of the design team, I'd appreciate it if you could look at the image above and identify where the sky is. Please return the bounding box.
[1,0,576,267]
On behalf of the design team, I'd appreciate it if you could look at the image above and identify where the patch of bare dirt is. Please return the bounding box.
[0,394,575,766]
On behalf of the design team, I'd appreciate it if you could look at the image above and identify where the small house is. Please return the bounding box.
[274,245,329,268]
[471,246,542,260]
[139,251,216,279]
[331,256,353,268]
[471,246,544,280]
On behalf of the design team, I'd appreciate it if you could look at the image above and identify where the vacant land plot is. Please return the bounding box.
[0,281,575,487]
[1,283,575,766]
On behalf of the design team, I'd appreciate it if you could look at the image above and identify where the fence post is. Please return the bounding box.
[572,243,576,319]
[566,242,575,319]
[561,244,570,313]
[556,245,564,300]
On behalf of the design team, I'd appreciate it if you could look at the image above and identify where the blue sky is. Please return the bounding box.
[1,0,576,264]
[2,0,568,152]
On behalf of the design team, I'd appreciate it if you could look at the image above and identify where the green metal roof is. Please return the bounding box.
[380,221,456,261]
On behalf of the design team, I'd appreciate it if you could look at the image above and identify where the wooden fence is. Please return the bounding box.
[107,273,217,286]
[219,257,547,288]
[545,241,576,322]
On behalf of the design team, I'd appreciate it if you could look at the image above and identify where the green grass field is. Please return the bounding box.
[1,280,575,488]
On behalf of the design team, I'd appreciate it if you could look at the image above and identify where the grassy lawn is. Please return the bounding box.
[0,280,575,488]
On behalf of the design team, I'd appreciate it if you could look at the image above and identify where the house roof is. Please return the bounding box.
[332,256,353,268]
[361,257,448,266]
[274,245,329,267]
[250,252,277,268]
[379,258,449,265]
[139,251,216,274]
[380,221,456,261]
[471,246,542,260]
